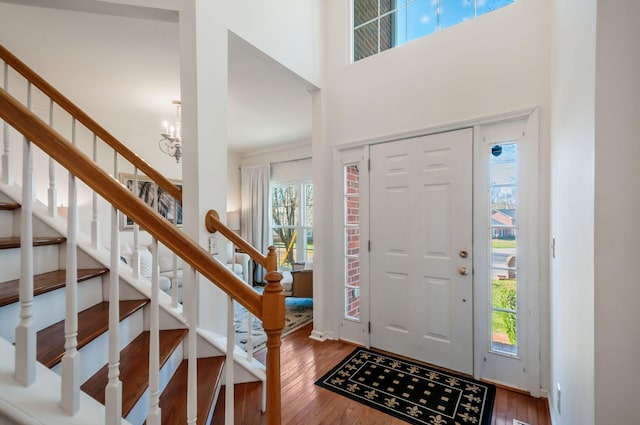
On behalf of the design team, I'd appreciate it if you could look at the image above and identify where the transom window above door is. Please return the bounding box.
[353,0,515,61]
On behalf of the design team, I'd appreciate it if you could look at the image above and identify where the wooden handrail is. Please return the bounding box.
[204,209,278,272]
[0,44,181,204]
[0,88,260,316]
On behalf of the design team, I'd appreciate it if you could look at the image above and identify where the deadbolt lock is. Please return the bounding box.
[459,250,468,258]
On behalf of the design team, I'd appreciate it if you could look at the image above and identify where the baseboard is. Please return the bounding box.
[309,329,334,341]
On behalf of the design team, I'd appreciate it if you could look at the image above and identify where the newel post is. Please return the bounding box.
[265,246,277,273]
[262,268,284,425]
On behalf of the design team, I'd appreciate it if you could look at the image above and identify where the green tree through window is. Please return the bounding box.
[271,182,313,269]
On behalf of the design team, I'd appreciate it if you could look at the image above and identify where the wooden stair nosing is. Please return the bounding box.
[0,268,109,308]
[81,328,188,416]
[0,202,20,211]
[0,236,67,250]
[37,299,149,368]
[156,357,225,425]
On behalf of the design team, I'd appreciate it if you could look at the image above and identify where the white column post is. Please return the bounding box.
[60,120,80,414]
[91,134,100,249]
[15,134,35,386]
[15,83,35,386]
[132,169,141,278]
[105,151,122,425]
[147,238,161,424]
[171,197,179,308]
[225,295,235,425]
[186,267,198,425]
[47,98,57,217]
[2,61,12,186]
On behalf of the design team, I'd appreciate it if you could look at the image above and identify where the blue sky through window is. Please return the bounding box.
[354,0,515,61]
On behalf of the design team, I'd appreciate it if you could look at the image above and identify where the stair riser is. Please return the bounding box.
[0,275,103,342]
[0,211,16,238]
[50,308,145,383]
[125,340,185,425]
[0,244,61,282]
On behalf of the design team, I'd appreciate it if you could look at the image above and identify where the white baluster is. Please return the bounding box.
[47,98,57,217]
[171,197,179,308]
[147,238,161,424]
[132,169,140,278]
[226,295,235,425]
[15,133,34,386]
[106,151,122,425]
[187,267,197,425]
[247,312,254,362]
[61,167,79,414]
[91,134,100,249]
[2,61,12,186]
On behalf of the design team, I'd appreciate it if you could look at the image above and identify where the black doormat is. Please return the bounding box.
[315,347,495,425]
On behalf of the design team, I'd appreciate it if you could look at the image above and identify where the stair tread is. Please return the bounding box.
[0,236,66,249]
[0,202,19,210]
[81,328,188,417]
[37,299,149,368]
[0,268,108,308]
[158,357,225,425]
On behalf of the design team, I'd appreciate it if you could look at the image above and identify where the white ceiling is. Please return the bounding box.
[0,0,313,154]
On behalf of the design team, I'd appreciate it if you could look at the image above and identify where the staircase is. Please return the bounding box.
[0,44,285,424]
[0,196,225,424]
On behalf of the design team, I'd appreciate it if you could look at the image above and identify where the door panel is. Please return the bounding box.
[370,128,473,375]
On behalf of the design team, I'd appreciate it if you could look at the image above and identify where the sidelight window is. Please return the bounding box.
[344,164,361,320]
[488,142,518,355]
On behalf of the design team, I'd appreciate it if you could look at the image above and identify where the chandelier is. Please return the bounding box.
[159,100,182,163]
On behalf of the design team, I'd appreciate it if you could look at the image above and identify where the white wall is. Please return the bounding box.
[219,2,322,88]
[0,3,182,251]
[326,0,550,145]
[0,3,182,177]
[323,0,551,389]
[549,1,596,423]
[593,2,640,423]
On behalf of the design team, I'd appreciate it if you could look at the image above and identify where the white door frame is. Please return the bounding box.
[473,110,541,396]
[334,107,540,395]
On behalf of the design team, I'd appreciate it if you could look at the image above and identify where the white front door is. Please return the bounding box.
[370,128,473,375]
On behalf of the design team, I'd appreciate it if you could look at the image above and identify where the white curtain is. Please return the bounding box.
[240,164,270,284]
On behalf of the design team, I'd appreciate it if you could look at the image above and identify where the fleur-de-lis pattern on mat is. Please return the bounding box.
[316,347,495,425]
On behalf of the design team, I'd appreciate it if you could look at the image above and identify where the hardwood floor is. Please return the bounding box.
[216,323,551,425]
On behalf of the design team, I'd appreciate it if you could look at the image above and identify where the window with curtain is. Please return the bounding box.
[270,181,313,270]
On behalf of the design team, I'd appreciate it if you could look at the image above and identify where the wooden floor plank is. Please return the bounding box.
[81,328,187,416]
[0,268,108,307]
[223,323,552,424]
[37,299,148,368]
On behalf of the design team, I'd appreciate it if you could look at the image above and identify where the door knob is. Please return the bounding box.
[459,250,468,258]
[458,266,468,276]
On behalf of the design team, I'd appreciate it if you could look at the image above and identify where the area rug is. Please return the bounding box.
[234,287,312,352]
[316,347,495,425]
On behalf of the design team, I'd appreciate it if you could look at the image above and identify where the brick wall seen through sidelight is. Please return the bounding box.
[345,164,361,318]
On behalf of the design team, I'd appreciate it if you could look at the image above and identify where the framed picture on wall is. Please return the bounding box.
[118,173,182,230]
